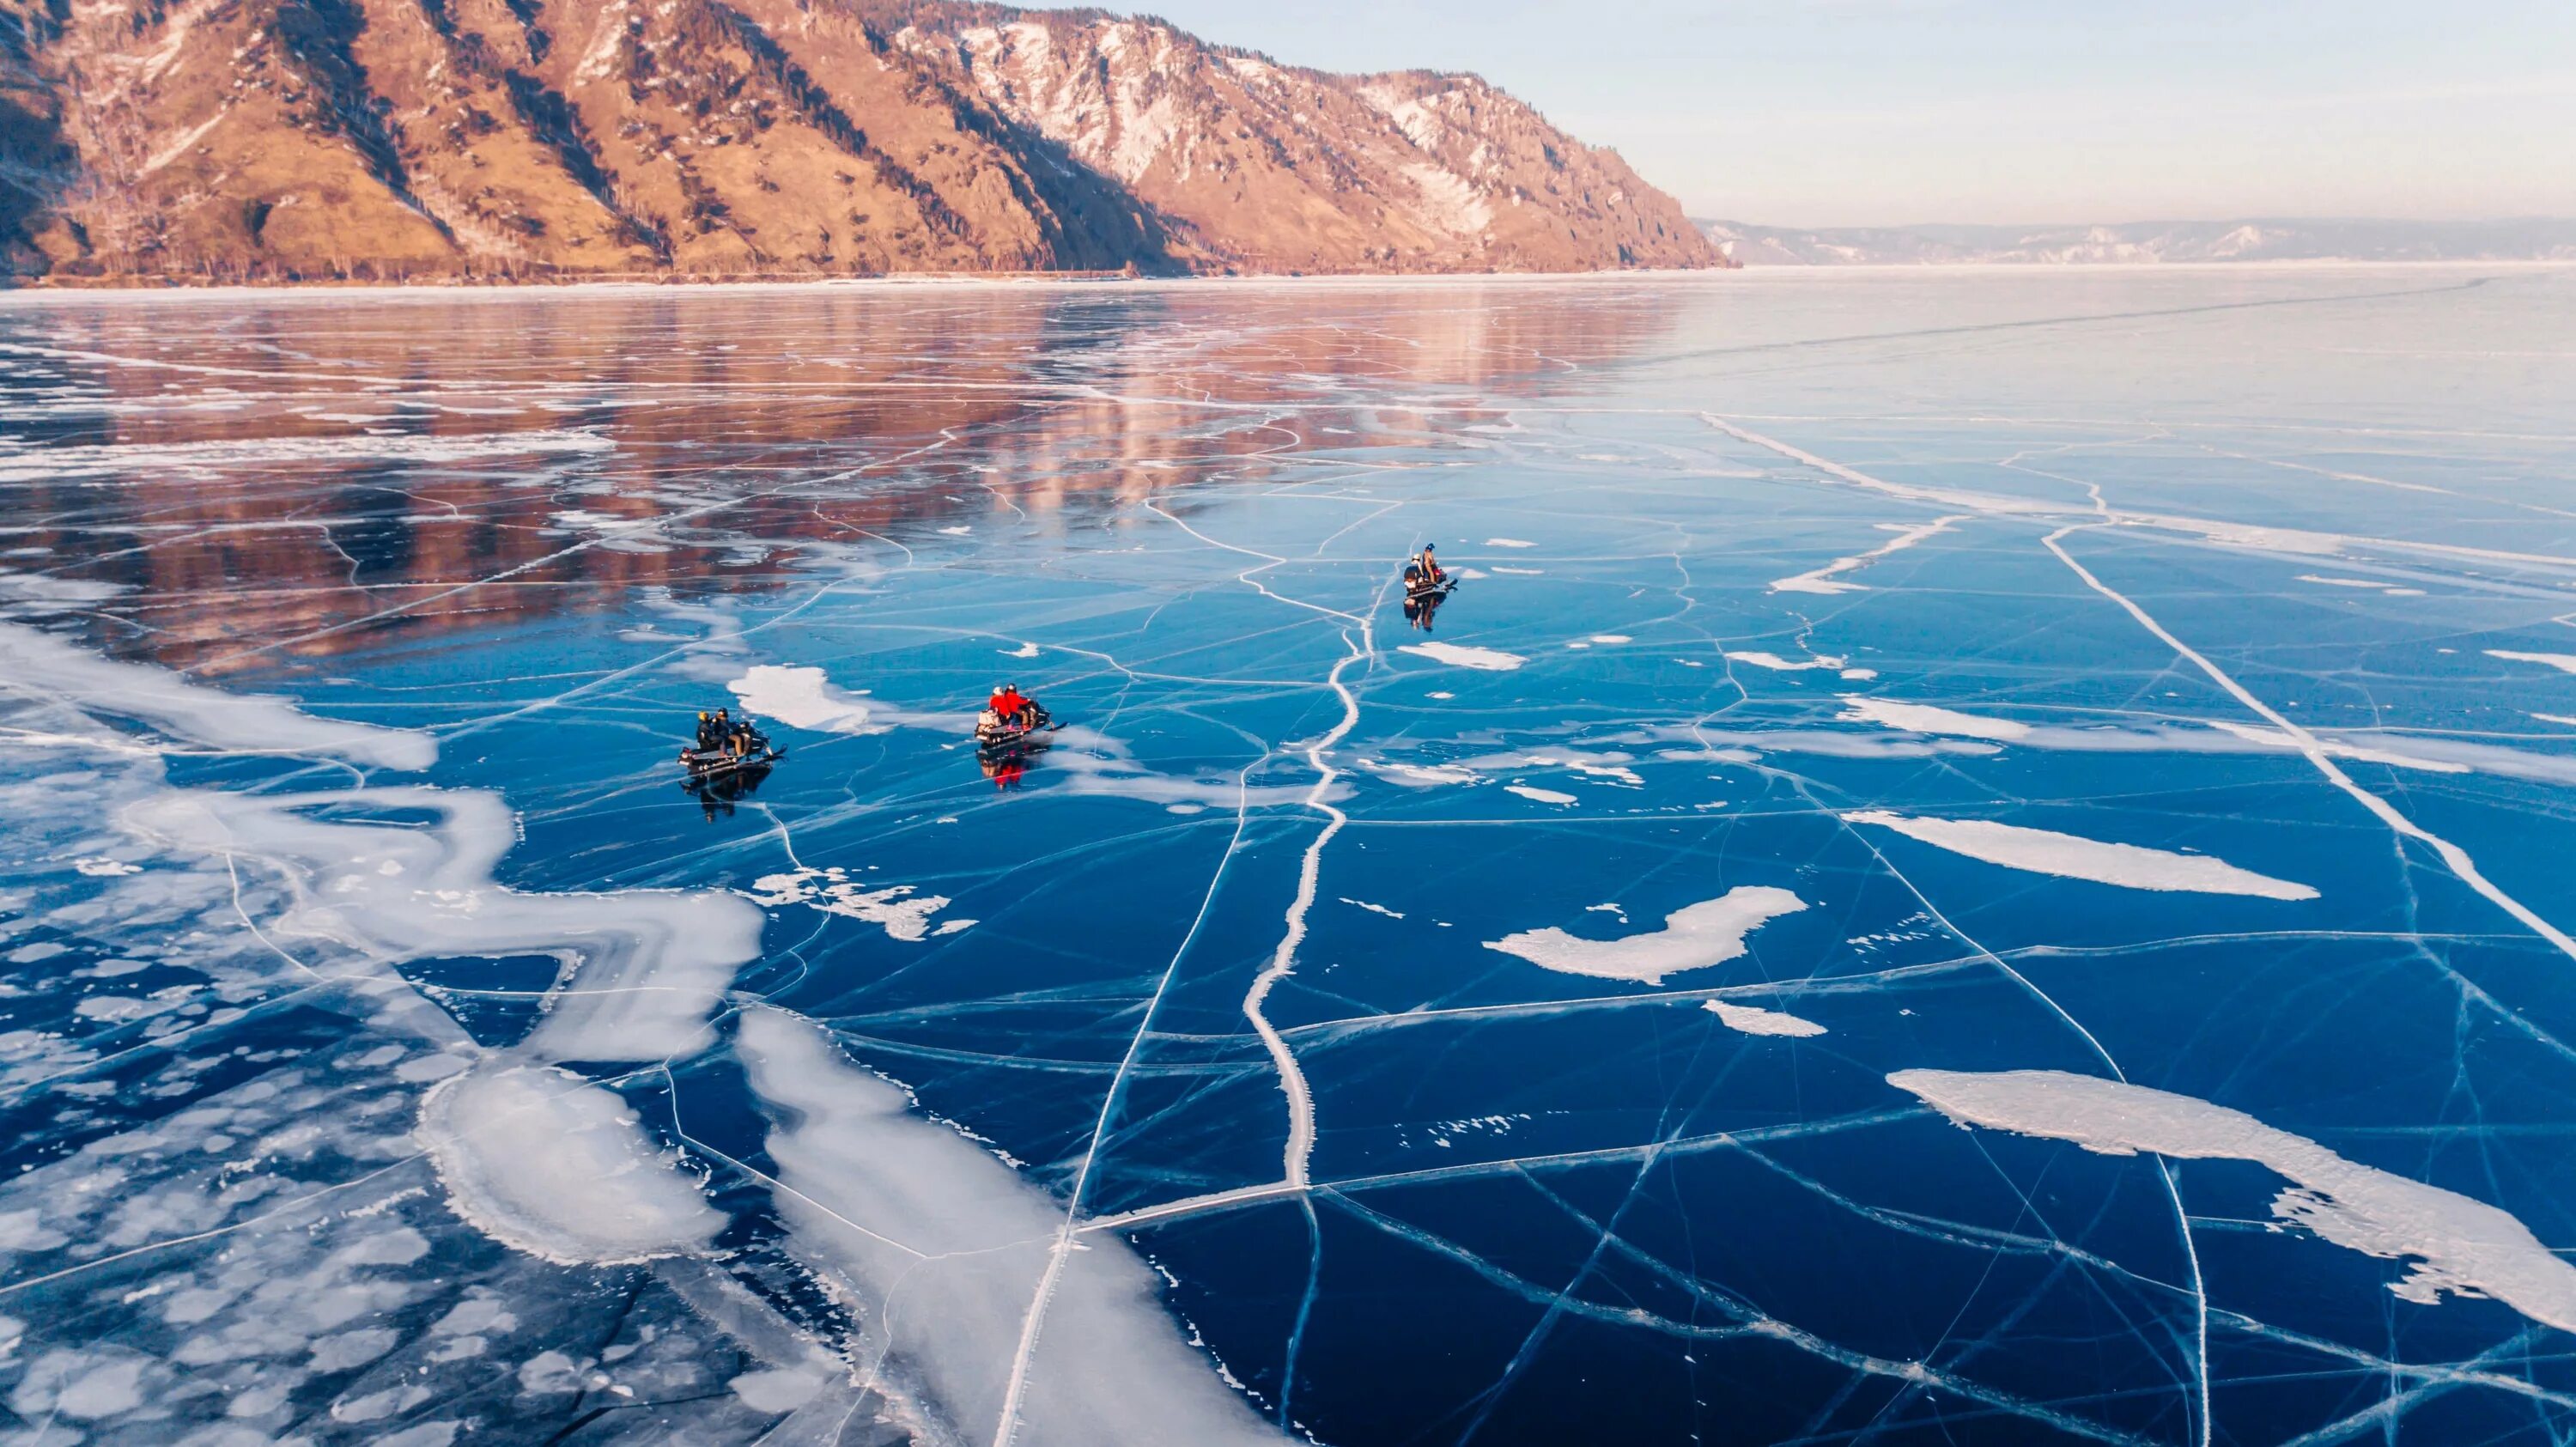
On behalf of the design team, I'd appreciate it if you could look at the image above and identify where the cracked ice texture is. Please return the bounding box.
[7,271,2576,1445]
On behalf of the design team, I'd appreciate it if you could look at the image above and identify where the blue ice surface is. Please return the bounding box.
[1,266,2574,1444]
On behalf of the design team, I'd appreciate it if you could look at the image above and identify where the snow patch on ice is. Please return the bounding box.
[1504,785,1577,805]
[2488,649,2576,676]
[732,1008,1283,1444]
[1727,650,1844,672]
[2205,720,2470,774]
[1485,538,1534,548]
[1485,886,1807,984]
[1838,696,2032,742]
[0,621,433,769]
[744,866,966,943]
[0,429,611,483]
[1399,642,1526,671]
[1890,1068,2576,1334]
[1771,515,1965,595]
[1844,810,2316,899]
[418,1066,721,1266]
[729,664,875,734]
[1704,999,1827,1037]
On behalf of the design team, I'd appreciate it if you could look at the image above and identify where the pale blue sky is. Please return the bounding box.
[1039,1,2576,227]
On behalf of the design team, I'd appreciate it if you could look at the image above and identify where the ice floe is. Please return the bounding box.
[1485,886,1807,984]
[1398,642,1527,671]
[1704,999,1828,1037]
[1505,784,1577,805]
[1889,1068,2576,1334]
[1844,810,2316,899]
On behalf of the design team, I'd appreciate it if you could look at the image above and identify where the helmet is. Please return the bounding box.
[699,711,709,720]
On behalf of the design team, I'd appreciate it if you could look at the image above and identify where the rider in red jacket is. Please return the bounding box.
[988,684,1032,723]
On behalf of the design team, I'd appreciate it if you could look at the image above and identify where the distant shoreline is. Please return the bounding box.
[3,258,2567,308]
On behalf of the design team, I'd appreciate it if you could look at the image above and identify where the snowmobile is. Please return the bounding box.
[975,702,1058,752]
[1403,560,1455,604]
[678,722,781,781]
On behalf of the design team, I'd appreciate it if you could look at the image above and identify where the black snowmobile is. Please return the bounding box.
[679,718,782,780]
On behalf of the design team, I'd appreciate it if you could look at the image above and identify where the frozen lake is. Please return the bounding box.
[3,266,2573,1444]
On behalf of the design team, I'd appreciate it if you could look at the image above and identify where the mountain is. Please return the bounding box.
[1698,217,2576,266]
[0,0,1720,283]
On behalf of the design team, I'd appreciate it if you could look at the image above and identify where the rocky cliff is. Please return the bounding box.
[0,0,1722,282]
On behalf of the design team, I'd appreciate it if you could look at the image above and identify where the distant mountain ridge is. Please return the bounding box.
[0,0,1721,283]
[1698,217,2576,265]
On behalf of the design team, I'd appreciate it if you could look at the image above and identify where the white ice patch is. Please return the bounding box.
[1004,641,1042,659]
[123,785,765,1062]
[732,1009,1282,1445]
[1362,758,1481,787]
[1838,696,2032,742]
[0,621,434,769]
[1727,650,1845,672]
[1485,538,1534,548]
[1770,515,1965,595]
[1844,810,2316,900]
[2297,575,2420,596]
[1399,642,1526,672]
[1504,785,1577,806]
[1485,886,1807,984]
[1889,1068,2576,1334]
[417,1066,722,1266]
[72,856,142,877]
[0,429,611,483]
[743,866,966,943]
[2488,649,2576,676]
[1340,898,1404,919]
[1589,635,1631,644]
[2204,720,2470,774]
[729,664,874,734]
[1704,999,1827,1037]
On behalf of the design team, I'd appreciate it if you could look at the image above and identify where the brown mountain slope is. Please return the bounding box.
[0,0,1722,281]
